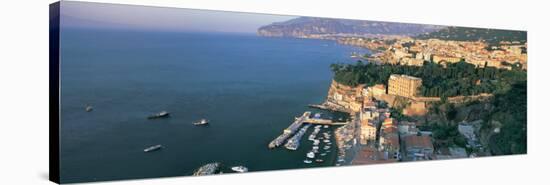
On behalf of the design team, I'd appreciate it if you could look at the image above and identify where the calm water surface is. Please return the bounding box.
[59,29,368,183]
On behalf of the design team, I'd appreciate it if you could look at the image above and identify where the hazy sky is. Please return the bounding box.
[60,1,296,33]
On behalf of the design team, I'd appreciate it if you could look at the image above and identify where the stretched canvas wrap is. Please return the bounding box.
[49,1,527,183]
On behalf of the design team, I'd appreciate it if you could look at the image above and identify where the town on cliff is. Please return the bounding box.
[261,17,527,165]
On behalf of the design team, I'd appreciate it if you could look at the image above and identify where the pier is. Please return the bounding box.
[284,124,311,150]
[268,111,349,149]
[304,118,348,125]
[308,102,350,113]
[269,112,311,149]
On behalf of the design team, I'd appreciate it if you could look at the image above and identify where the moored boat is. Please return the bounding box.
[307,152,315,159]
[314,113,322,118]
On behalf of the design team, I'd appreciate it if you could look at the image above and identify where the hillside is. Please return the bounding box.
[257,17,443,37]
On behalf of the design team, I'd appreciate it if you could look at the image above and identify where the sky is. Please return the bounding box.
[60,1,296,33]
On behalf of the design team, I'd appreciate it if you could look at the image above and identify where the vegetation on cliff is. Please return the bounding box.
[331,60,526,155]
[423,81,526,155]
[330,61,526,98]
[485,81,527,155]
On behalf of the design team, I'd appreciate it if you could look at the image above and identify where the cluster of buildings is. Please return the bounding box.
[326,73,424,114]
[337,36,527,70]
[326,71,487,164]
[326,74,439,164]
[354,97,436,164]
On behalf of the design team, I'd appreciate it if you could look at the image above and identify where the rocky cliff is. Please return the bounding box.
[326,80,365,113]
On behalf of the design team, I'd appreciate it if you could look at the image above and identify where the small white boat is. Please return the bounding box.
[193,119,209,126]
[324,125,329,128]
[320,153,327,156]
[307,152,315,159]
[314,113,322,118]
[148,111,170,119]
[312,146,319,150]
[85,105,93,112]
[315,159,324,163]
[303,159,312,164]
[230,166,248,173]
[143,145,163,152]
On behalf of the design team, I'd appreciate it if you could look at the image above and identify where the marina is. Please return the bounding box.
[269,111,349,149]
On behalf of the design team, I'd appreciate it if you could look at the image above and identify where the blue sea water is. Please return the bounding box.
[59,29,368,183]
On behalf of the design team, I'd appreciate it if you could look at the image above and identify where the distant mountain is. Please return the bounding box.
[257,17,443,37]
[415,26,527,45]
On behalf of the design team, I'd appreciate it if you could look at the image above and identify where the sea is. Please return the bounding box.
[59,29,369,183]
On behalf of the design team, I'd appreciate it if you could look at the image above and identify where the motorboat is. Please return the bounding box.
[230,166,248,173]
[143,145,163,152]
[307,152,315,159]
[148,111,170,119]
[193,118,209,126]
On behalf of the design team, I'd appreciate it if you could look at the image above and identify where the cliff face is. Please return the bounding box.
[326,80,365,113]
[258,17,443,38]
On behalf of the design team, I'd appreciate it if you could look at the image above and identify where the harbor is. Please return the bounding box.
[268,111,349,149]
[266,110,351,167]
[268,112,311,149]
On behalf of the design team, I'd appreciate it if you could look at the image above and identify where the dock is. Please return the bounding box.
[268,111,349,149]
[308,102,350,113]
[269,112,311,149]
[284,124,311,150]
[304,118,348,125]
